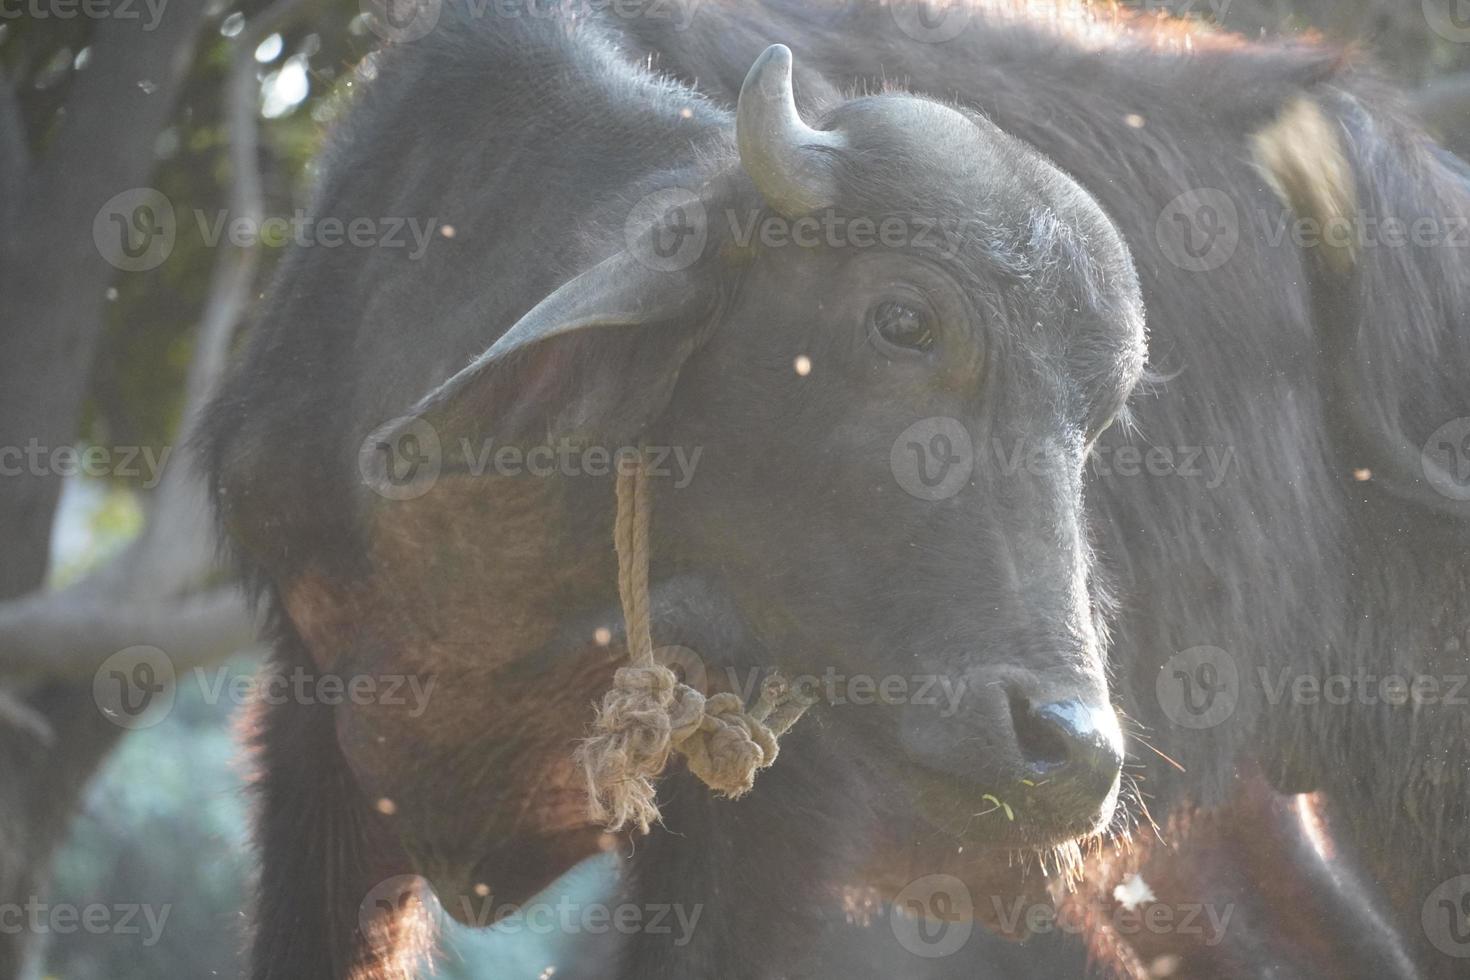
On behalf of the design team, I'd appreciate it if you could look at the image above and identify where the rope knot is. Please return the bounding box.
[610,663,677,697]
[676,692,777,797]
[573,444,814,833]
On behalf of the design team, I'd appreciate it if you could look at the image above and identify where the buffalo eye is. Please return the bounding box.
[868,298,936,355]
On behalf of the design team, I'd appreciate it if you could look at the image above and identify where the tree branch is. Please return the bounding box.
[0,689,53,748]
[0,0,319,682]
[31,0,210,250]
[0,588,263,682]
[0,1,212,601]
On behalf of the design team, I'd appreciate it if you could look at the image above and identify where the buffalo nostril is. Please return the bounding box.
[1010,693,1072,774]
[1015,698,1124,788]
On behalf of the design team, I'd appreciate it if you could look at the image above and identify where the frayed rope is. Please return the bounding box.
[573,445,814,834]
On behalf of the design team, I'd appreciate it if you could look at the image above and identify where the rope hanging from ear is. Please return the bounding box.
[574,446,814,834]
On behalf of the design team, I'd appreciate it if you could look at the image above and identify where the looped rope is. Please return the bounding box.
[574,446,814,833]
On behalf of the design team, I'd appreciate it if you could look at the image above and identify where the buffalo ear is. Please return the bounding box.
[391,250,715,460]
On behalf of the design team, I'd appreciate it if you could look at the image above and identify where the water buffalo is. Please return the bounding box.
[203,2,1470,978]
[611,4,1470,977]
[205,2,1147,976]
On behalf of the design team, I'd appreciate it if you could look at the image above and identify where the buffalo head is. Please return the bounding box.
[362,44,1146,890]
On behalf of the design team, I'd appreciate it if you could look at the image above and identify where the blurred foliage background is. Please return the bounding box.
[4,1,1468,977]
